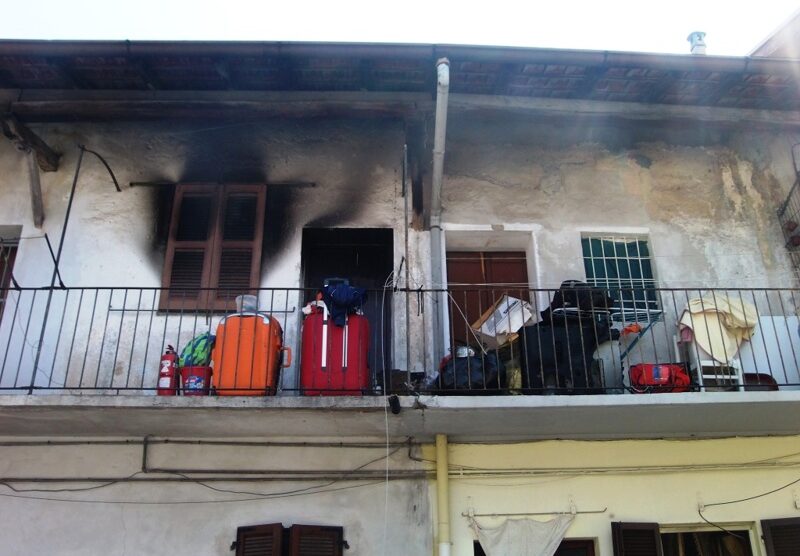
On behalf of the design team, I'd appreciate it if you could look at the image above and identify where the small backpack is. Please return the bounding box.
[179,332,215,367]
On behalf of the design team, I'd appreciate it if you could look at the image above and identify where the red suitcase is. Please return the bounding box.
[629,363,691,393]
[300,302,370,395]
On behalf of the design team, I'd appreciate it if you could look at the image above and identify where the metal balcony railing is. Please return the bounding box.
[0,285,799,396]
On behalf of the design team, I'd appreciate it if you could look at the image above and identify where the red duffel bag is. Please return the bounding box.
[629,363,691,393]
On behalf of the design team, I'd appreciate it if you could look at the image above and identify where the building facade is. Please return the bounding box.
[1,41,800,555]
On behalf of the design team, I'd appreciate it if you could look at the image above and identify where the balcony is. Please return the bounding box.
[1,285,799,440]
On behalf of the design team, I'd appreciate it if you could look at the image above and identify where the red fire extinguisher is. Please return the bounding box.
[157,345,179,396]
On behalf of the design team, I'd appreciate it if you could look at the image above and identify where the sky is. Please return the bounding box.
[0,1,799,56]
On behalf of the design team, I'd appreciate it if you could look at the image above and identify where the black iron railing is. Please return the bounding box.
[0,285,798,396]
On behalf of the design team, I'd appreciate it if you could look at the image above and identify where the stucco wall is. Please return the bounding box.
[426,435,800,555]
[0,437,431,556]
[0,119,432,388]
[441,115,800,290]
[1,115,799,389]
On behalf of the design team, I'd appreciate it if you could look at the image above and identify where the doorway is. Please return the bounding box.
[445,250,529,347]
[301,228,394,382]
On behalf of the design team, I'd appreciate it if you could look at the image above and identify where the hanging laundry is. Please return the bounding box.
[679,294,758,365]
[469,514,573,556]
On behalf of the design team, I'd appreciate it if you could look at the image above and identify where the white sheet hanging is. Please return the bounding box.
[469,514,574,556]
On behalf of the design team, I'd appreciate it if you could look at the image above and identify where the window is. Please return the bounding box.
[612,522,755,556]
[581,235,658,322]
[161,184,265,311]
[762,518,800,556]
[0,227,20,320]
[234,523,345,556]
[474,538,595,555]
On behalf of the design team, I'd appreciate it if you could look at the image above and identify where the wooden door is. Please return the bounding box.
[446,251,529,348]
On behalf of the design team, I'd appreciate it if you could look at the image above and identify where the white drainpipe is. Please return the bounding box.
[435,433,452,556]
[430,58,450,365]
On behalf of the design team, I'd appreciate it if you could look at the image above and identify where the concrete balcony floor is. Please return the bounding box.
[1,391,799,441]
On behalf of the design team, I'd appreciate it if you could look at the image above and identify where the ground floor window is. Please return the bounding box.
[234,523,345,556]
[474,538,595,556]
[611,521,792,556]
[661,530,752,556]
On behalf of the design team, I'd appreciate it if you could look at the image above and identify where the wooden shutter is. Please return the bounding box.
[611,522,663,556]
[160,184,265,312]
[235,523,283,556]
[160,184,218,311]
[209,185,265,311]
[1,242,17,291]
[289,525,344,556]
[762,517,800,556]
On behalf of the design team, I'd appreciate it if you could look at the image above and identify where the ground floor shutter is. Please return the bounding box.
[289,525,344,556]
[611,522,663,556]
[235,523,283,556]
[762,518,800,556]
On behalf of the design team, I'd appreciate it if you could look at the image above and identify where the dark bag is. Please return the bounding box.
[518,319,615,393]
[435,351,505,392]
[539,280,614,324]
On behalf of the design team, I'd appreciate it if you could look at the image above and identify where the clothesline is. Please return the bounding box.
[462,507,607,518]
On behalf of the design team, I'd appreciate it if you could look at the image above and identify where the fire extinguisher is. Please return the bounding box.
[157,345,179,396]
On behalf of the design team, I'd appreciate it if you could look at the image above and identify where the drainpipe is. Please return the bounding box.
[435,433,451,556]
[430,58,450,365]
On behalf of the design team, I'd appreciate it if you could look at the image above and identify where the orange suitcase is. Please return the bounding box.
[211,313,291,395]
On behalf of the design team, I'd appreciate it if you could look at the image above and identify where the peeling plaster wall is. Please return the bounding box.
[0,439,431,556]
[442,115,800,290]
[1,115,799,389]
[0,119,432,388]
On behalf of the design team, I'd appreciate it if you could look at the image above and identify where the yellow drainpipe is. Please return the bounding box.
[436,433,451,556]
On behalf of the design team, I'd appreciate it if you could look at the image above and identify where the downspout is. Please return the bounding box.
[435,433,451,556]
[430,58,450,365]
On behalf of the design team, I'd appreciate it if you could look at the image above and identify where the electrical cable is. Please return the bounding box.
[696,509,746,540]
[701,475,800,509]
[698,475,800,541]
[380,269,397,556]
[0,472,142,493]
[0,446,407,505]
[0,480,386,506]
[159,446,403,498]
[0,445,405,498]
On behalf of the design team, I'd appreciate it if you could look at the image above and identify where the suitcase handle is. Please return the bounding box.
[281,347,292,368]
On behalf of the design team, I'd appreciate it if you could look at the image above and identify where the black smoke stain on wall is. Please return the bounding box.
[178,124,271,183]
[261,186,299,262]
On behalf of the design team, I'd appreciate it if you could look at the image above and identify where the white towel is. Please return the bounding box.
[469,514,574,556]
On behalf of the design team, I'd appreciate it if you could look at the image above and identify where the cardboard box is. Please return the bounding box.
[471,295,534,349]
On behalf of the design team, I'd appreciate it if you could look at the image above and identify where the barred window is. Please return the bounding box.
[581,235,659,322]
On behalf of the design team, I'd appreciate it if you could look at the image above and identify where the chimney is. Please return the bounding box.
[687,31,707,55]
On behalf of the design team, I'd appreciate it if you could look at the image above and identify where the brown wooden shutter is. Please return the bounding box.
[762,517,800,556]
[289,525,344,556]
[160,184,265,312]
[209,185,266,311]
[611,522,663,556]
[160,184,218,311]
[235,523,283,556]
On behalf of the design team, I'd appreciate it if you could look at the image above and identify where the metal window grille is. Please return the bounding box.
[581,236,659,322]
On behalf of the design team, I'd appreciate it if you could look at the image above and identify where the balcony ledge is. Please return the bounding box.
[1,392,799,441]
